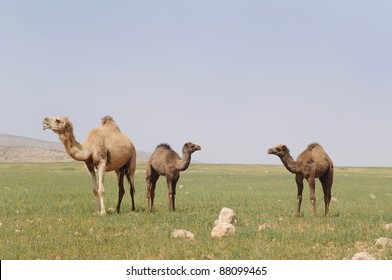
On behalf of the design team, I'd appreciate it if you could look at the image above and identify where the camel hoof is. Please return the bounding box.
[99,210,107,215]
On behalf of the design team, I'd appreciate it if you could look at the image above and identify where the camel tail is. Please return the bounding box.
[129,144,137,175]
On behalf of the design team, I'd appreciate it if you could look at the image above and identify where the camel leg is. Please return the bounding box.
[166,176,173,211]
[146,166,158,211]
[85,162,100,214]
[146,179,152,210]
[125,168,136,212]
[167,175,179,211]
[146,164,152,210]
[295,174,304,217]
[97,161,107,215]
[171,176,179,211]
[308,177,318,217]
[150,180,157,210]
[320,171,333,217]
[115,169,125,213]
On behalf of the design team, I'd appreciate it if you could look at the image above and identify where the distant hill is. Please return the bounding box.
[0,133,151,163]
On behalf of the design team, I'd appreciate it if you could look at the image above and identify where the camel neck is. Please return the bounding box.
[59,125,89,161]
[280,153,301,174]
[176,152,192,171]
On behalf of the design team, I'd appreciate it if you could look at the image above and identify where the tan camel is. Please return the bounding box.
[146,142,201,211]
[43,115,136,215]
[268,143,334,217]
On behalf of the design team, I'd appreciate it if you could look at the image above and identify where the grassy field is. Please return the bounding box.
[0,162,391,260]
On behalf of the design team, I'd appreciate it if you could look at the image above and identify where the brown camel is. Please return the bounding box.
[43,115,136,215]
[146,142,201,211]
[267,143,334,217]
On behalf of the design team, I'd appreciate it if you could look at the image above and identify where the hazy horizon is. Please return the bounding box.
[1,1,391,167]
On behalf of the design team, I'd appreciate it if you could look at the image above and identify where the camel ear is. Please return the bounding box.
[281,145,290,153]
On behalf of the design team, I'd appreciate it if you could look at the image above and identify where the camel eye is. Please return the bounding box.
[55,119,60,124]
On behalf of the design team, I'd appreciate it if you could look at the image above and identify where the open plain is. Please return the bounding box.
[0,162,391,260]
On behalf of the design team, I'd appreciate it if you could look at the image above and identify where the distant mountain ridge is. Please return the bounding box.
[0,133,65,151]
[0,133,151,163]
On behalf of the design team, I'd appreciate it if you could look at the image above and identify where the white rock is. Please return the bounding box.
[382,224,392,230]
[257,224,267,232]
[375,237,392,248]
[217,207,237,224]
[370,194,377,199]
[211,222,236,238]
[173,229,194,241]
[351,252,375,260]
[331,197,338,202]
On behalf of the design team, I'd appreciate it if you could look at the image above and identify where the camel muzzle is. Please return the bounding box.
[42,123,50,130]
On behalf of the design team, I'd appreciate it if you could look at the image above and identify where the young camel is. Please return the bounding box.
[268,143,334,217]
[43,115,136,215]
[146,142,201,211]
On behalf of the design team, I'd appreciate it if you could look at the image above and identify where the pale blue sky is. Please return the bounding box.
[1,1,392,166]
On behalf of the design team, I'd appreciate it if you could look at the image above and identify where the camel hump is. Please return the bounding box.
[101,115,115,125]
[101,115,120,131]
[307,142,322,150]
[156,143,173,151]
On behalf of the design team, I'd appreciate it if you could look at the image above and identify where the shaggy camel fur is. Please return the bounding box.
[268,143,334,217]
[43,116,136,215]
[146,142,201,211]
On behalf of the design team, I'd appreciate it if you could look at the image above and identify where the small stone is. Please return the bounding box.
[211,222,236,238]
[217,207,236,224]
[257,224,267,232]
[382,224,392,230]
[375,237,392,248]
[173,229,194,241]
[351,252,375,260]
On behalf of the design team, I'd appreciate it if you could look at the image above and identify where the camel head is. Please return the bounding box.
[268,144,290,158]
[42,116,71,134]
[183,142,201,154]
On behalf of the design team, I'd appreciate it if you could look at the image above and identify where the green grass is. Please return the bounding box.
[0,162,391,260]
